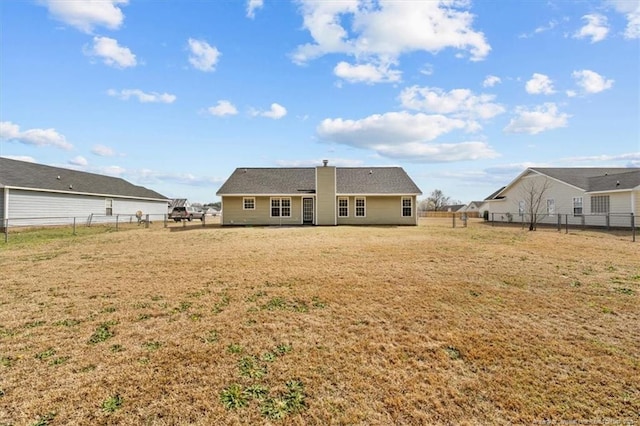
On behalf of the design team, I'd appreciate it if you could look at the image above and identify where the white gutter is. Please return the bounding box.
[4,185,167,202]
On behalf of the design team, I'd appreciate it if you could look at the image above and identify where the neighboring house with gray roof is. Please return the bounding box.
[1,157,169,227]
[483,167,640,228]
[216,161,422,226]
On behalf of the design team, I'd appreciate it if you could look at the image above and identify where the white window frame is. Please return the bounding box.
[518,200,525,216]
[546,199,555,214]
[338,197,349,217]
[243,197,255,210]
[105,199,113,216]
[401,197,413,217]
[355,197,366,217]
[270,197,291,218]
[572,197,583,216]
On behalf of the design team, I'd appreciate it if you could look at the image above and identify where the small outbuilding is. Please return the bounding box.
[0,157,169,227]
[216,161,422,226]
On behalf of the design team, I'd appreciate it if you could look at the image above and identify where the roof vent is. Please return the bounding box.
[69,184,73,189]
[616,180,620,186]
[369,170,373,174]
[56,175,61,180]
[322,159,328,167]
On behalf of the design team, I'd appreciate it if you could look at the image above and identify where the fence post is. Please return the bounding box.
[557,214,561,232]
[73,217,77,236]
[565,214,569,234]
[632,213,636,242]
[491,213,494,226]
[452,213,456,228]
[145,214,150,229]
[606,214,610,230]
[202,213,206,227]
[116,215,119,231]
[4,219,8,243]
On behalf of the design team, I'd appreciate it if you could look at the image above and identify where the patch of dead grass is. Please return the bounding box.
[0,219,638,424]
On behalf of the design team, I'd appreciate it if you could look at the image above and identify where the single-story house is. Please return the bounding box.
[216,161,422,226]
[483,167,640,228]
[1,157,169,227]
[442,204,466,213]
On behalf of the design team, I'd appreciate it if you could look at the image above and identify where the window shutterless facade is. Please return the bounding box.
[270,197,291,217]
[402,197,413,217]
[106,199,113,216]
[243,197,255,210]
[547,199,555,214]
[355,197,366,217]
[573,197,583,215]
[590,195,610,214]
[338,197,349,217]
[518,200,525,216]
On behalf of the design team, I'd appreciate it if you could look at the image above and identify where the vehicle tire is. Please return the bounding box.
[188,215,193,221]
[174,218,180,222]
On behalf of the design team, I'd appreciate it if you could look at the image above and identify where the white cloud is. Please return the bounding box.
[525,73,555,95]
[318,111,467,145]
[315,111,498,162]
[69,156,88,166]
[483,75,501,88]
[188,38,220,72]
[574,14,609,43]
[374,141,499,162]
[253,103,287,119]
[4,155,36,163]
[86,36,137,68]
[43,0,128,33]
[608,0,640,39]
[333,61,402,84]
[292,0,490,82]
[504,103,570,135]
[107,89,176,103]
[247,0,264,19]
[207,100,238,117]
[570,69,614,95]
[399,86,505,120]
[0,121,73,150]
[92,145,116,157]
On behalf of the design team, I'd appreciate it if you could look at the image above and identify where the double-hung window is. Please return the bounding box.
[270,198,291,217]
[105,199,113,216]
[402,197,413,217]
[338,197,349,217]
[355,197,366,217]
[243,197,255,210]
[546,199,555,214]
[572,197,583,216]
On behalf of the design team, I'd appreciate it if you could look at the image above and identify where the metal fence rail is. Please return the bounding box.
[488,212,637,242]
[1,213,224,243]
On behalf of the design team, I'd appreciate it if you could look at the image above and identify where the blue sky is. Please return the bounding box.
[1,0,639,204]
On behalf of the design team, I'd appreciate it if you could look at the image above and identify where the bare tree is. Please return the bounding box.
[426,189,453,211]
[519,178,552,231]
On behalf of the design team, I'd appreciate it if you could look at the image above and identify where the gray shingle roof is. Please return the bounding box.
[216,167,422,195]
[531,167,639,191]
[0,157,168,200]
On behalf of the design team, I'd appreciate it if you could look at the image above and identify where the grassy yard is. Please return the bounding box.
[0,219,638,425]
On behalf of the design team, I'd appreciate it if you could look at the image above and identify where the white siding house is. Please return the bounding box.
[483,167,640,228]
[1,157,169,227]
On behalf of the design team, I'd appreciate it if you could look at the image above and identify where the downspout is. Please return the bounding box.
[4,188,9,223]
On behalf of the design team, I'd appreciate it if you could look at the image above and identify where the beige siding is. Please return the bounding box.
[316,166,336,225]
[336,196,417,226]
[221,196,303,225]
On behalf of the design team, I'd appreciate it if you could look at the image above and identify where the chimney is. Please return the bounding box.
[322,159,328,167]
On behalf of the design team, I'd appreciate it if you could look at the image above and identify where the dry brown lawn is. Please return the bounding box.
[1,219,638,425]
